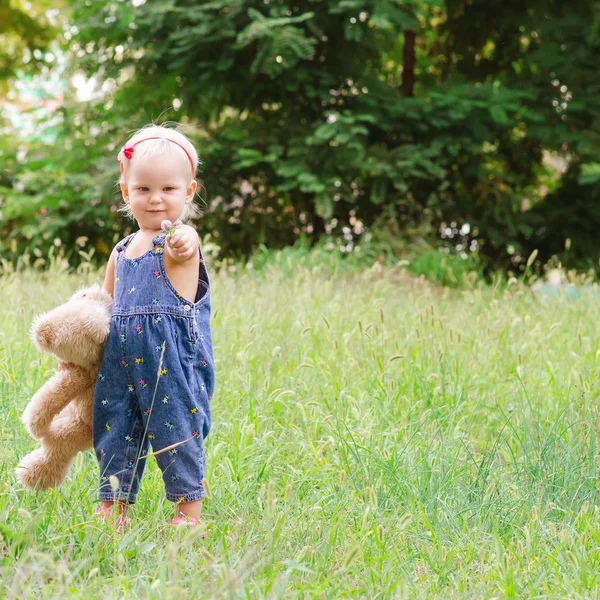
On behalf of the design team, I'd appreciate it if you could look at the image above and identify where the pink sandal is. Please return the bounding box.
[94,507,131,532]
[168,515,207,537]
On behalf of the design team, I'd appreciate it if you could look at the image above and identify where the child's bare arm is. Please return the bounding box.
[102,249,118,296]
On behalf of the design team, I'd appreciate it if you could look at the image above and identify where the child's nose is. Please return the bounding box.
[150,192,162,203]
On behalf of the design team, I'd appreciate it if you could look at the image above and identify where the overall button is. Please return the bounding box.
[183,305,191,311]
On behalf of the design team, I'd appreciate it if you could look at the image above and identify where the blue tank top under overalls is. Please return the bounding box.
[92,230,214,504]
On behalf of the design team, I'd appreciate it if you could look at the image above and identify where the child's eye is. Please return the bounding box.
[138,187,149,192]
[164,187,175,191]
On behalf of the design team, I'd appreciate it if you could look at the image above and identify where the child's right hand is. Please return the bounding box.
[165,226,198,262]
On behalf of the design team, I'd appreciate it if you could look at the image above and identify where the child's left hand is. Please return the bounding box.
[166,227,197,261]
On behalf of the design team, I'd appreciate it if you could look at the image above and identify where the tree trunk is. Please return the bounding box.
[402,29,416,97]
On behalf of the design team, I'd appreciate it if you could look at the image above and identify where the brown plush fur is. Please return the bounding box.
[16,285,113,490]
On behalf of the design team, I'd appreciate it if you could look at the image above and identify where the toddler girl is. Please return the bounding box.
[93,125,214,527]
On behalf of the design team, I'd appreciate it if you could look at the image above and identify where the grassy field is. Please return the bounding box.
[2,254,600,598]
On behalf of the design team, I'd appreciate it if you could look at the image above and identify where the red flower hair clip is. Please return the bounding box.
[117,145,134,161]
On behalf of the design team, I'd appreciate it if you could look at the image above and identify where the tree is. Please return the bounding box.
[2,0,600,274]
[66,0,533,259]
[440,0,600,269]
[0,1,55,90]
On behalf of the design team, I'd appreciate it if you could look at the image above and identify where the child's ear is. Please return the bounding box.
[120,181,129,201]
[186,179,197,203]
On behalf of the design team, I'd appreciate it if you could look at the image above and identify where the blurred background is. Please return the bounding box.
[1,0,599,280]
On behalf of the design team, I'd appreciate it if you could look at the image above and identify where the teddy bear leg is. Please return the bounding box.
[15,446,74,491]
[16,414,93,491]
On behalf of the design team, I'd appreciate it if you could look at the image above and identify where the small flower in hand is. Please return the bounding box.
[160,220,179,238]
[164,223,195,260]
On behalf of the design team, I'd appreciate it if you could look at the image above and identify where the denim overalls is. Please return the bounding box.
[92,231,214,504]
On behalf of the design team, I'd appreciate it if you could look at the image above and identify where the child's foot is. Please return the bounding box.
[168,515,207,536]
[94,506,131,532]
[94,505,111,521]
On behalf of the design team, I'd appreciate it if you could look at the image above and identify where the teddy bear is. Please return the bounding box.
[16,284,113,490]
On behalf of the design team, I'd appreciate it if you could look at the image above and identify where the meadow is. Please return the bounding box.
[1,253,600,598]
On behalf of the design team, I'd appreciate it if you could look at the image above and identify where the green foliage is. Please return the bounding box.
[236,9,317,77]
[517,164,600,273]
[0,105,134,265]
[0,0,55,85]
[579,163,600,186]
[247,233,397,277]
[2,0,600,274]
[408,247,483,287]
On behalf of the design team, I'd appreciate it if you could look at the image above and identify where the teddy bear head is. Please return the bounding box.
[31,284,113,369]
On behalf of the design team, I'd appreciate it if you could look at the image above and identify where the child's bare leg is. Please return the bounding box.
[175,499,202,521]
[98,500,128,515]
[96,500,130,531]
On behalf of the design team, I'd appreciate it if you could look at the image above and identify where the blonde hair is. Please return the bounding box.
[117,123,201,221]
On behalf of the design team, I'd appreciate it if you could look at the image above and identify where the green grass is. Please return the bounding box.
[2,255,600,598]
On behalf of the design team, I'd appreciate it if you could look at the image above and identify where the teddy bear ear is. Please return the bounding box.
[83,283,100,294]
[75,283,108,304]
[31,316,54,350]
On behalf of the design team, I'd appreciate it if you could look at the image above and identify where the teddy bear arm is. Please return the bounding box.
[47,403,93,450]
[23,367,93,439]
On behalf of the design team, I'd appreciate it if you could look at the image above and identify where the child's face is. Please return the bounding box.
[121,152,197,230]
